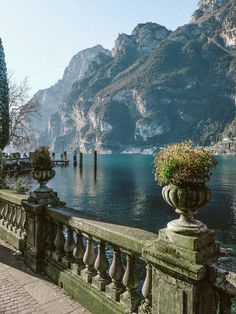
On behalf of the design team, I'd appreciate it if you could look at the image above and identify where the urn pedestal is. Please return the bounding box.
[162,183,211,235]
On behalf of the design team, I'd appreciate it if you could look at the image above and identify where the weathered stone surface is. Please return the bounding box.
[152,268,218,314]
[46,206,158,255]
[0,225,25,251]
[44,257,127,314]
[143,228,221,313]
[210,256,236,296]
[0,189,28,205]
[22,201,46,273]
[142,229,220,281]
[0,189,234,314]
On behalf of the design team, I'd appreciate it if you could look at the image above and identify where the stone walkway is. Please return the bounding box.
[0,238,91,314]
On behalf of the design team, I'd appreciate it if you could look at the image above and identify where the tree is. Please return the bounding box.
[7,73,41,149]
[0,38,9,150]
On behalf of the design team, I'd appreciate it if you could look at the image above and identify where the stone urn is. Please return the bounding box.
[32,169,55,192]
[162,183,211,235]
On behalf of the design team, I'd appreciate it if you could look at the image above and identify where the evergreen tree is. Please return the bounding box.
[0,38,9,150]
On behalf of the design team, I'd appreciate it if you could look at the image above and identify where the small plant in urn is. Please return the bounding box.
[30,146,55,192]
[153,142,217,235]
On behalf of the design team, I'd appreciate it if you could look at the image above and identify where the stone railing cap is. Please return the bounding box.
[210,256,236,296]
[0,189,29,206]
[46,206,159,255]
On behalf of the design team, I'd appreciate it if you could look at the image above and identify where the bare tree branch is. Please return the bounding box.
[7,72,41,149]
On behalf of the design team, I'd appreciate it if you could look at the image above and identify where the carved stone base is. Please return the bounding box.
[28,190,63,207]
[51,251,63,263]
[62,256,74,268]
[167,219,207,235]
[11,226,17,234]
[70,261,85,275]
[92,274,110,291]
[105,283,125,301]
[120,290,141,313]
[81,268,96,283]
[155,228,220,266]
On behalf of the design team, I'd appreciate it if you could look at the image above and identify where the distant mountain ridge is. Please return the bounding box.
[32,45,111,131]
[33,0,236,152]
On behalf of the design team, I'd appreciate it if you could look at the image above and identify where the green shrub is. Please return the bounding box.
[29,146,53,170]
[153,142,217,187]
[15,179,29,194]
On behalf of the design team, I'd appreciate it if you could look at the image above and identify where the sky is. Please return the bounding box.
[0,0,199,96]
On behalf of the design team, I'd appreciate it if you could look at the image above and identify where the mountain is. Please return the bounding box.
[35,0,236,153]
[31,45,112,132]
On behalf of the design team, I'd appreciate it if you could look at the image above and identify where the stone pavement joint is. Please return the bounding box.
[0,237,91,314]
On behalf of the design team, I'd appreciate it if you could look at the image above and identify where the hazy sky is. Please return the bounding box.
[0,0,198,95]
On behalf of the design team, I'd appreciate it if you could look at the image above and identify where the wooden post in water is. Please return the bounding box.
[73,151,77,167]
[94,150,97,170]
[64,151,67,161]
[79,152,83,170]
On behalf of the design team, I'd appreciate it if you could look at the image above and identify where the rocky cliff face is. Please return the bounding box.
[37,22,171,150]
[31,45,111,132]
[36,0,236,152]
[192,0,236,47]
[112,23,171,58]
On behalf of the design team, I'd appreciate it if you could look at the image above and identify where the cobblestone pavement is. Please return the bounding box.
[0,238,91,314]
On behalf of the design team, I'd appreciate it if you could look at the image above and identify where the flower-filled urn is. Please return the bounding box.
[30,146,55,192]
[153,142,217,235]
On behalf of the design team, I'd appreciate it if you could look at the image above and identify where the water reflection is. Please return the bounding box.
[49,155,236,250]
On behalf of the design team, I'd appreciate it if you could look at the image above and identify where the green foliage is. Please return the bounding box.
[14,179,29,194]
[153,142,217,187]
[0,38,9,150]
[29,146,53,170]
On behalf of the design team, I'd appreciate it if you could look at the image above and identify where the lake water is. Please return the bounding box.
[49,154,236,251]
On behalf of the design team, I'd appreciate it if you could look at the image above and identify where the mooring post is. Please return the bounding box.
[64,151,67,161]
[52,152,55,160]
[79,152,83,170]
[73,151,77,167]
[94,150,97,170]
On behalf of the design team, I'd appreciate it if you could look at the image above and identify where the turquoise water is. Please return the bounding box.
[49,154,236,250]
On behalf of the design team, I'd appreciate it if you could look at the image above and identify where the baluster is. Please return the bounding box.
[8,205,16,231]
[71,230,85,275]
[81,235,96,283]
[7,204,14,230]
[106,246,125,301]
[21,209,27,238]
[140,262,152,314]
[62,226,75,267]
[16,207,23,236]
[0,202,7,226]
[120,253,141,313]
[45,218,56,258]
[53,223,65,262]
[92,239,110,291]
[3,203,11,229]
[0,201,4,221]
[11,205,18,233]
[219,291,233,314]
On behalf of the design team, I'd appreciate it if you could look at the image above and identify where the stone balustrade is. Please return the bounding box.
[0,190,28,251]
[42,206,158,314]
[0,188,235,313]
